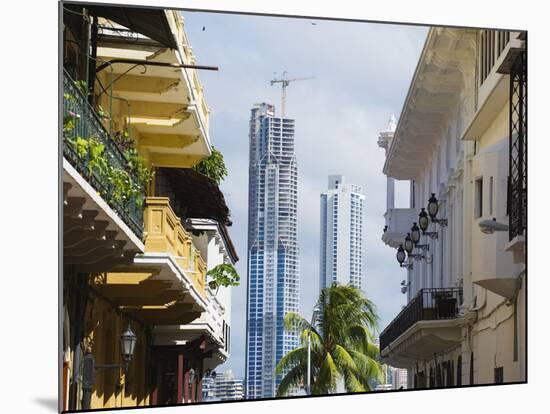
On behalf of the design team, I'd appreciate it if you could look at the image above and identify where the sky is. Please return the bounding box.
[181,10,429,379]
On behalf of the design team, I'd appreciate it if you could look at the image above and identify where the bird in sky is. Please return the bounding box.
[202,26,206,31]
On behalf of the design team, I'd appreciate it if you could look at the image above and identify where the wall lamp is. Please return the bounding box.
[427,193,448,226]
[81,323,137,409]
[396,245,413,269]
[419,208,439,239]
[410,224,430,251]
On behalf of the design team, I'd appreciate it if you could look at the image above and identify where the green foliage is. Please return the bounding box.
[192,147,228,184]
[275,283,383,397]
[63,109,153,212]
[96,104,110,121]
[74,79,88,96]
[113,130,135,152]
[206,264,240,290]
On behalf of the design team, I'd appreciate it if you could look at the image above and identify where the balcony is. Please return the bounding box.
[143,197,206,298]
[382,208,418,248]
[63,70,144,238]
[380,288,463,368]
[63,71,145,272]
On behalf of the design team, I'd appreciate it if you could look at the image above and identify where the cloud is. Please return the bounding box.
[183,11,427,378]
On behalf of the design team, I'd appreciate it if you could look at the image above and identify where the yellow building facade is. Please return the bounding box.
[62,3,236,411]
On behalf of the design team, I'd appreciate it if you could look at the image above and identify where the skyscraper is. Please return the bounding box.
[202,371,245,401]
[245,103,300,399]
[319,175,365,292]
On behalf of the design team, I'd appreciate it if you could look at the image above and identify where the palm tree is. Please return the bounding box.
[275,283,382,396]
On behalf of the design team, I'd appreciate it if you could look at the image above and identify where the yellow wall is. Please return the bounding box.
[83,293,150,409]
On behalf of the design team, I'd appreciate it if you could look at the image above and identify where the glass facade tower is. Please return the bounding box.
[245,103,299,399]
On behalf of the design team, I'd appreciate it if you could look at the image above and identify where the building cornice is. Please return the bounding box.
[384,28,476,180]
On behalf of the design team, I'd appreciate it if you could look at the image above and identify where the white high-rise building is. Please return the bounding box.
[202,370,245,401]
[319,175,365,292]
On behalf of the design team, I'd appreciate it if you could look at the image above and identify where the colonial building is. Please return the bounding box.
[378,27,526,388]
[62,3,238,410]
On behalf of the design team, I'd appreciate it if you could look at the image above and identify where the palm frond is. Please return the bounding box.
[275,346,307,375]
[276,363,306,397]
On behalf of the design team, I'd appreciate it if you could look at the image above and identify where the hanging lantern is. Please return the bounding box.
[120,324,137,363]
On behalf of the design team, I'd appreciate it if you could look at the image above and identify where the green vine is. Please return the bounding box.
[206,264,240,290]
[192,146,228,184]
[63,90,153,212]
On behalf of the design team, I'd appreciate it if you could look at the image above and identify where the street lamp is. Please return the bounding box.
[427,193,439,218]
[427,193,448,226]
[418,208,430,232]
[410,223,421,244]
[396,244,406,265]
[419,208,438,239]
[120,324,137,368]
[404,233,414,254]
[80,322,138,410]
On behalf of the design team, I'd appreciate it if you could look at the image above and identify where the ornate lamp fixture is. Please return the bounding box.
[410,222,429,251]
[427,193,448,226]
[404,233,414,254]
[410,223,421,244]
[396,245,413,269]
[120,324,137,369]
[419,208,438,239]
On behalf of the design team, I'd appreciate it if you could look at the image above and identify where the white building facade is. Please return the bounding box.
[378,27,526,388]
[202,370,245,401]
[319,175,365,291]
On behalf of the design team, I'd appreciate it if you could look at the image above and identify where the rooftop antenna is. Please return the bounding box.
[270,71,314,118]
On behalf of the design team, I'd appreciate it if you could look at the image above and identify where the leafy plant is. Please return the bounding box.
[74,79,88,96]
[63,79,154,214]
[276,283,382,396]
[96,104,110,121]
[193,146,228,184]
[113,130,135,152]
[206,264,240,290]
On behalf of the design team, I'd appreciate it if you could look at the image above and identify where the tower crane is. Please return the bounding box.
[270,71,315,118]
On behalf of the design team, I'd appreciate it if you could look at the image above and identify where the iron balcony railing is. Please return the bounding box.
[62,70,144,238]
[380,287,463,352]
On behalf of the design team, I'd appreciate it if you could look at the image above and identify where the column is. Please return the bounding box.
[177,353,185,404]
[387,177,395,210]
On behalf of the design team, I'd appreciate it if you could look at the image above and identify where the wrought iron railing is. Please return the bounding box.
[508,49,527,241]
[62,70,144,238]
[380,287,463,352]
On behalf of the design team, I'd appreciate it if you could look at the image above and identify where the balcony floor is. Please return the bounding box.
[380,319,463,368]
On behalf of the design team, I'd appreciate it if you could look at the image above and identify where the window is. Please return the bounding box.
[475,178,483,218]
[494,367,504,384]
